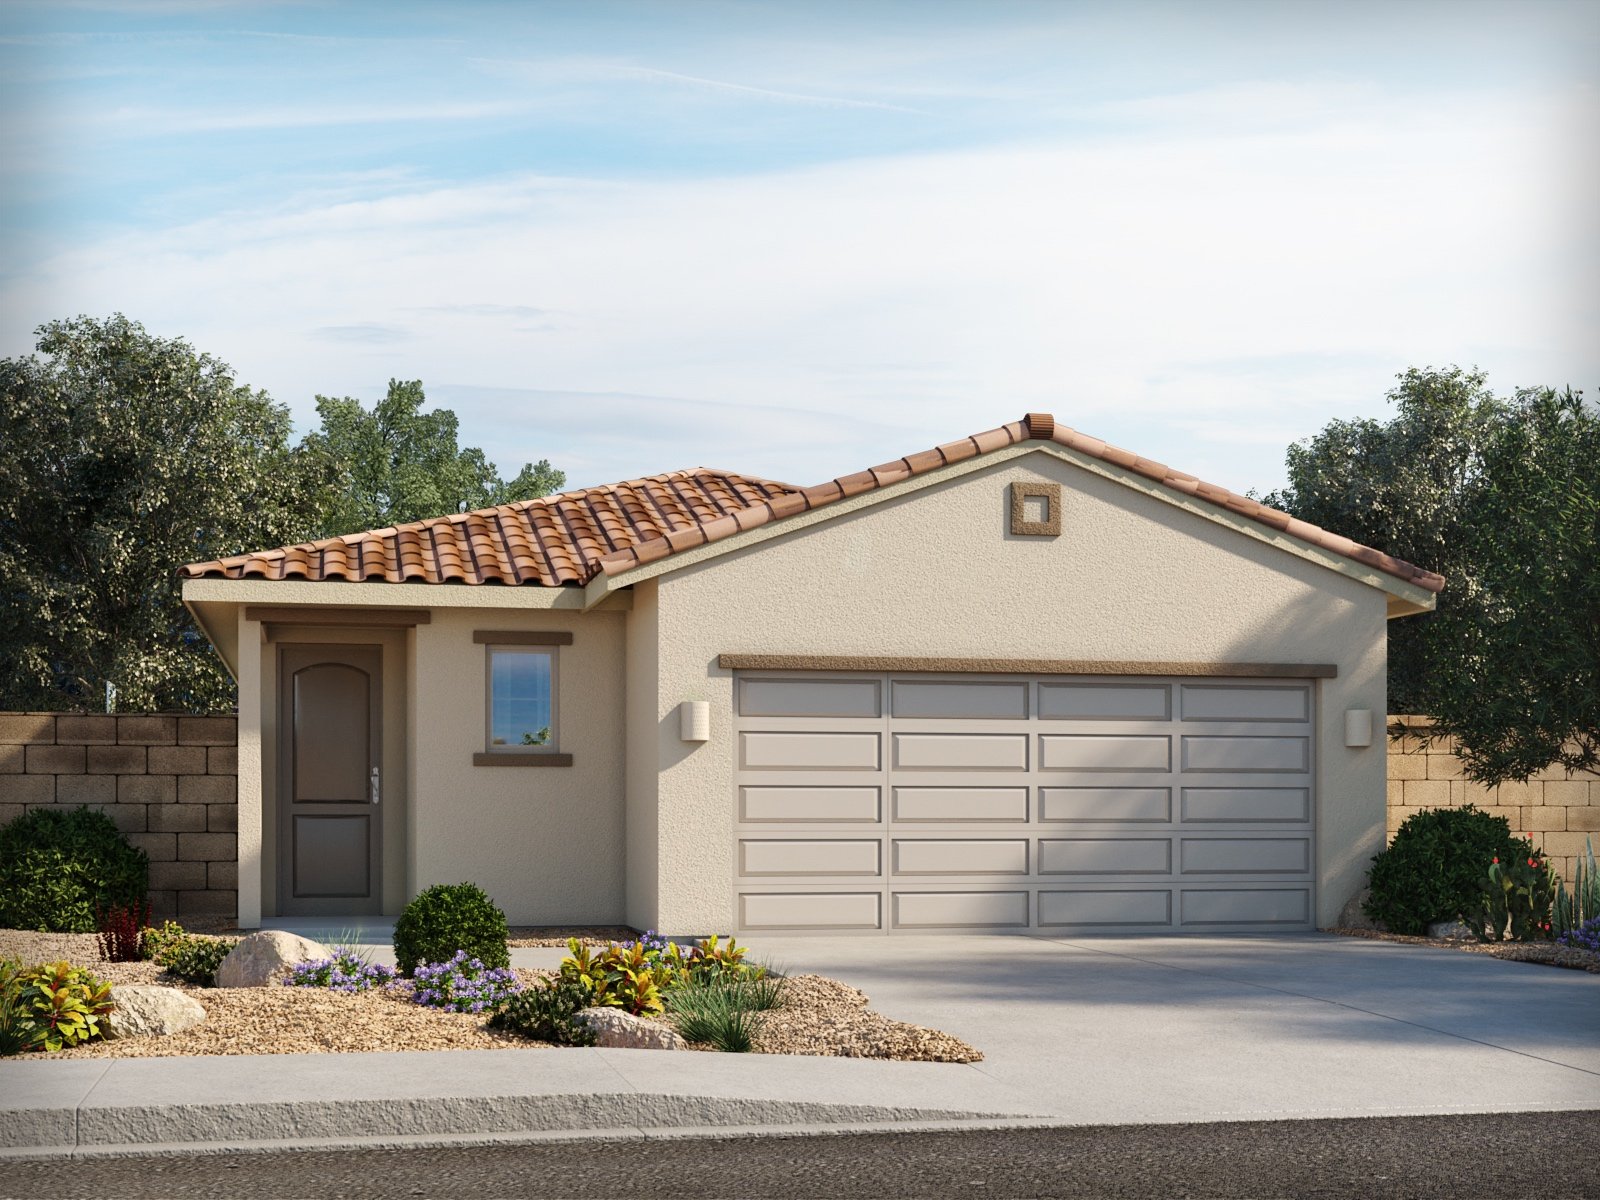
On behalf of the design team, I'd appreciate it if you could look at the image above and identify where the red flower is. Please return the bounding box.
[1492,857,1499,864]
[1529,858,1538,868]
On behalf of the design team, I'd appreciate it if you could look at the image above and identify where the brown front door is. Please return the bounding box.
[278,645,383,915]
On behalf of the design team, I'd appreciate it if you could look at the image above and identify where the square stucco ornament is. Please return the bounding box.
[1010,481,1062,536]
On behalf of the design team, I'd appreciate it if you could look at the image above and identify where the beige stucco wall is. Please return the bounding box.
[636,448,1391,932]
[406,607,627,925]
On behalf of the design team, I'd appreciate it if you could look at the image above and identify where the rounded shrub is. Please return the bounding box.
[0,806,149,933]
[392,881,510,977]
[1365,805,1529,935]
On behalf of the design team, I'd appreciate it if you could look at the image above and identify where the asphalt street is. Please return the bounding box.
[7,1110,1598,1199]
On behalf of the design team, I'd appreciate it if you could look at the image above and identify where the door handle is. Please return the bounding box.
[370,766,380,806]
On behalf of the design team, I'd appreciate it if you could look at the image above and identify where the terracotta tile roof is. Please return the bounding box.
[593,413,1446,594]
[181,414,1444,594]
[178,469,800,586]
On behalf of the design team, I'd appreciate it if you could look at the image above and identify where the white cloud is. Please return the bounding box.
[2,81,1593,495]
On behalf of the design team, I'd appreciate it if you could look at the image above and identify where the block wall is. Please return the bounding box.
[1388,716,1600,887]
[0,712,237,922]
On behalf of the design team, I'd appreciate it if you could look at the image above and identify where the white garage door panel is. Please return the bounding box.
[893,839,1029,876]
[1039,787,1171,823]
[1181,837,1311,875]
[1040,734,1170,771]
[1039,889,1173,928]
[740,786,881,823]
[893,786,1029,822]
[740,678,882,718]
[1039,683,1171,720]
[1180,888,1311,926]
[1181,787,1310,824]
[1180,685,1310,722]
[742,892,882,929]
[739,839,881,877]
[741,731,881,770]
[894,733,1028,770]
[1181,735,1308,773]
[1040,837,1172,875]
[734,672,1316,935]
[892,680,1029,719]
[893,891,1029,928]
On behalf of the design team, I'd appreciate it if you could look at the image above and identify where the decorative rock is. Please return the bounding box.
[575,1007,687,1051]
[216,930,331,988]
[1337,888,1381,930]
[1428,918,1477,941]
[103,985,206,1039]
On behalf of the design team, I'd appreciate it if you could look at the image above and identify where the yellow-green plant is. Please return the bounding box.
[684,935,765,986]
[0,959,115,1054]
[559,938,680,1016]
[139,920,187,962]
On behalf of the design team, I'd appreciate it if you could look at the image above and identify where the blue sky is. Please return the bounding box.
[2,0,1596,495]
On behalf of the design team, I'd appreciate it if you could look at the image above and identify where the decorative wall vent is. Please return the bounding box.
[1010,481,1062,536]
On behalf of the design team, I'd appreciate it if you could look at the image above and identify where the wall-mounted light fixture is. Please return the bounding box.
[680,700,711,743]
[1344,709,1373,748]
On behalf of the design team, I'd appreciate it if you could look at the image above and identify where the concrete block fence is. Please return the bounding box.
[1388,716,1600,888]
[0,712,237,922]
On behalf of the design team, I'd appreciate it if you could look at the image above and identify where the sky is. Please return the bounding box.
[2,0,1597,495]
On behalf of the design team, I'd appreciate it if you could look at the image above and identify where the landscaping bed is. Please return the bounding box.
[0,929,981,1063]
[1328,926,1600,974]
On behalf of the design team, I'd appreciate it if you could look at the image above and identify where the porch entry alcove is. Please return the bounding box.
[252,606,419,922]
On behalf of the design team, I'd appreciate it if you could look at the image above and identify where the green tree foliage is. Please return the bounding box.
[0,315,337,711]
[306,379,564,537]
[1262,368,1599,784]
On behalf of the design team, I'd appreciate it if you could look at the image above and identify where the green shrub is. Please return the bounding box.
[140,920,187,962]
[0,806,149,933]
[1365,806,1527,936]
[392,882,510,977]
[157,934,236,986]
[0,958,115,1054]
[489,975,599,1046]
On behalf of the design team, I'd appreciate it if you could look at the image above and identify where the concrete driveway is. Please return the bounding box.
[765,932,1600,1124]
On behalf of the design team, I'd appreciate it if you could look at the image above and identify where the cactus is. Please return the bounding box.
[1552,837,1600,937]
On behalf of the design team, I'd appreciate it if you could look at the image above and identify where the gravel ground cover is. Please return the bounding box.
[0,930,981,1062]
[1329,926,1600,973]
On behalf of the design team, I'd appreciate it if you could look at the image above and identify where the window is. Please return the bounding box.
[473,631,574,766]
[487,647,556,752]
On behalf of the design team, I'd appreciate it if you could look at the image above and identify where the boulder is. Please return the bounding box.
[216,930,331,988]
[103,985,206,1039]
[1428,918,1477,941]
[1336,888,1382,930]
[575,1007,687,1051]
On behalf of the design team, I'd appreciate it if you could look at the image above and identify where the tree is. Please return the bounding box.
[1261,368,1599,784]
[305,380,565,537]
[0,315,337,711]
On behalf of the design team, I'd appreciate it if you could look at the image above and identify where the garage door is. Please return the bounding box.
[732,672,1315,934]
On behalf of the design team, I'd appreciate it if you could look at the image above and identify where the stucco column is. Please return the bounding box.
[235,608,263,928]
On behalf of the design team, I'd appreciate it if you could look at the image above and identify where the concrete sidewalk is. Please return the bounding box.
[3,933,1596,1159]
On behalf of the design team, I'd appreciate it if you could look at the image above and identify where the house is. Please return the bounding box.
[180,413,1443,936]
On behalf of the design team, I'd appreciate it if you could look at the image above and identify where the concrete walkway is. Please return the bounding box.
[2,934,1595,1159]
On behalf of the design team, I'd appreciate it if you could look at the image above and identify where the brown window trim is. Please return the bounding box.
[717,654,1337,678]
[473,752,574,767]
[472,630,574,645]
[245,606,431,626]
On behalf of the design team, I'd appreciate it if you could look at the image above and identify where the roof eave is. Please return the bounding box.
[584,440,1444,612]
